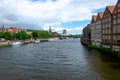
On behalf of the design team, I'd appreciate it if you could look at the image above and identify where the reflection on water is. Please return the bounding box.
[0,39,120,80]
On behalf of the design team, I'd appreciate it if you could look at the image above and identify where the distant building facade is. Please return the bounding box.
[62,29,67,36]
[81,0,120,51]
[81,24,91,44]
[6,27,22,33]
[26,29,33,35]
[0,25,6,32]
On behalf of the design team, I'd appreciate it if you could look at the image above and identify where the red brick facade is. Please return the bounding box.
[6,27,22,33]
[102,6,115,48]
[81,0,120,50]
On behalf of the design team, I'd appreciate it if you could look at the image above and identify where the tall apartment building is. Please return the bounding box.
[91,15,97,45]
[113,0,120,50]
[102,6,115,48]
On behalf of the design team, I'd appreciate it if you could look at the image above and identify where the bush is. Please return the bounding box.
[87,44,120,59]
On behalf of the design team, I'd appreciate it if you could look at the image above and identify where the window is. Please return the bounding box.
[113,27,116,33]
[114,10,116,14]
[106,24,107,28]
[113,35,116,40]
[118,14,120,17]
[109,18,111,21]
[106,30,107,34]
[118,25,120,33]
[103,30,104,34]
[106,18,107,22]
[114,16,116,19]
[106,35,107,39]
[108,29,110,33]
[108,35,110,39]
[118,9,120,12]
[103,36,105,39]
[118,19,120,23]
[109,24,111,27]
[118,4,120,7]
[114,20,116,24]
[117,35,120,40]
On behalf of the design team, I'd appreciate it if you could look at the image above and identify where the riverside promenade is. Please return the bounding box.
[0,41,9,46]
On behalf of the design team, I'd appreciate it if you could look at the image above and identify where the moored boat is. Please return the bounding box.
[49,38,59,41]
[9,41,22,46]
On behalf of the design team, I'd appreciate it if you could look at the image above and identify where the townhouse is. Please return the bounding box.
[81,24,91,44]
[95,12,104,46]
[91,15,97,45]
[82,0,120,51]
[102,6,115,48]
[113,0,120,50]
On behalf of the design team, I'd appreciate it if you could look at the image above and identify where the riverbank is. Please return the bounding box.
[0,39,49,47]
[83,43,120,59]
[0,41,9,47]
[81,39,120,58]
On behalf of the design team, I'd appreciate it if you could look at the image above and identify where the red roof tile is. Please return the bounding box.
[107,6,115,13]
[93,15,97,21]
[91,15,97,23]
[99,12,104,19]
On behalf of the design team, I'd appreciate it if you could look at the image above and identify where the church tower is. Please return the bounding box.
[49,26,52,33]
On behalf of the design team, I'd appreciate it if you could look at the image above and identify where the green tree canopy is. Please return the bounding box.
[0,32,4,38]
[3,32,13,40]
[16,31,28,40]
[32,30,51,38]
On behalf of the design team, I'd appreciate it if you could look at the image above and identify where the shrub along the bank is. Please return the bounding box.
[87,44,120,58]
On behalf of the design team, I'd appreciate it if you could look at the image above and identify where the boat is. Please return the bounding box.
[9,41,22,46]
[49,38,59,41]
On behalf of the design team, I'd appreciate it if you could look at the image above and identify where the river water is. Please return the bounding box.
[0,39,120,80]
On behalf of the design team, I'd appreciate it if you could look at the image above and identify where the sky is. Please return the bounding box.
[0,0,118,34]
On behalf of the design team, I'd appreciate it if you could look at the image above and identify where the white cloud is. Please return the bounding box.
[0,0,118,34]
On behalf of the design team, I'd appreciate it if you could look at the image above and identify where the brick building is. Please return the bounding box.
[81,0,120,51]
[102,6,115,48]
[81,24,91,44]
[113,0,120,50]
[6,27,22,33]
[91,15,97,45]
[95,12,104,46]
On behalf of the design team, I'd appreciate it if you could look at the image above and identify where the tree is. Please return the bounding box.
[16,31,28,40]
[27,34,32,39]
[3,32,13,40]
[32,30,51,39]
[0,32,4,38]
[32,30,40,38]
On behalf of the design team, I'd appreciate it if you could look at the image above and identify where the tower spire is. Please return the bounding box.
[49,26,52,33]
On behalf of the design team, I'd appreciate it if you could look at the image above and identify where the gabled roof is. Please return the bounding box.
[107,6,115,13]
[96,12,104,21]
[93,15,97,21]
[91,15,97,23]
[99,12,104,19]
[113,0,120,13]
